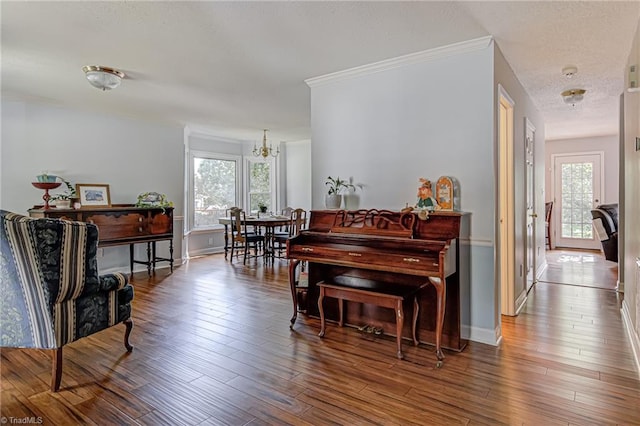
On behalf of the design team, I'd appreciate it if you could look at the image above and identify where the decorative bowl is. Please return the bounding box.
[36,174,58,183]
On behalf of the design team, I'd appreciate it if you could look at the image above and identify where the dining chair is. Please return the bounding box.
[274,207,294,236]
[229,208,265,264]
[273,208,307,259]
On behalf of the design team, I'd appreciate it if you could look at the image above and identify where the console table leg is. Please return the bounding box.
[169,239,174,272]
[146,242,152,276]
[152,241,157,274]
[129,244,134,276]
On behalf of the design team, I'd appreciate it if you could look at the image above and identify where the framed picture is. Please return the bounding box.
[76,183,111,207]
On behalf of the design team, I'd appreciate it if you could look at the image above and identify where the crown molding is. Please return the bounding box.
[305,35,493,88]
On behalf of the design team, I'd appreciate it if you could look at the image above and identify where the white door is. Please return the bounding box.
[552,153,603,250]
[525,120,536,291]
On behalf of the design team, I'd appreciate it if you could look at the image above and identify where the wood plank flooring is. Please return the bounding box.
[1,254,639,425]
[539,249,618,290]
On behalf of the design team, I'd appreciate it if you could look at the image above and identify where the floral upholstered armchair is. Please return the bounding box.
[0,210,134,391]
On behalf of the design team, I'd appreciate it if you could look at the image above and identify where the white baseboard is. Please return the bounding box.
[536,259,548,280]
[188,247,224,258]
[621,299,640,374]
[462,324,501,346]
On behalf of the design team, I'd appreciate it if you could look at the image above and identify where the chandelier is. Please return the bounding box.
[253,129,279,159]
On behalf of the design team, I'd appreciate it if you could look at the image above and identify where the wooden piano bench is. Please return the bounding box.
[317,275,425,360]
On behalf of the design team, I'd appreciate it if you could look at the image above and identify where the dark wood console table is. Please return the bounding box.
[28,204,174,276]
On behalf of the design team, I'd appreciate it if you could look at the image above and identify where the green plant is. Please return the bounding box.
[135,192,174,213]
[50,178,77,201]
[325,176,355,195]
[257,201,268,212]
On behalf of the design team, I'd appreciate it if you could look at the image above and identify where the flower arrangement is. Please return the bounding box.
[50,178,77,201]
[135,192,173,213]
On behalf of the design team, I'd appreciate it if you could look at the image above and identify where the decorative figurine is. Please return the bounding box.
[416,178,439,211]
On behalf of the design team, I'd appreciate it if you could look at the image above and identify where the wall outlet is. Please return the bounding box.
[208,237,214,245]
[99,248,104,257]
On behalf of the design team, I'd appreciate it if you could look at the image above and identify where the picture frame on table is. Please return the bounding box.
[76,183,111,207]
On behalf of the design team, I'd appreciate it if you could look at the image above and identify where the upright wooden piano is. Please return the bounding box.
[287,209,470,365]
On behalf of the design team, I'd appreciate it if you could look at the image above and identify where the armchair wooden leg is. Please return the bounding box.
[51,347,62,392]
[124,318,134,352]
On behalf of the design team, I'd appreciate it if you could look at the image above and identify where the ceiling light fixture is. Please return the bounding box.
[82,65,125,91]
[561,89,586,106]
[562,65,578,79]
[253,129,279,159]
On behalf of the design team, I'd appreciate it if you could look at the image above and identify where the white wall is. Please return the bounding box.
[494,45,546,331]
[621,18,640,364]
[309,38,501,343]
[1,101,184,272]
[283,139,312,212]
[545,135,619,204]
[308,38,545,345]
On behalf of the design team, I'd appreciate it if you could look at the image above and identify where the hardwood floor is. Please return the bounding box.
[2,254,639,425]
[539,249,618,290]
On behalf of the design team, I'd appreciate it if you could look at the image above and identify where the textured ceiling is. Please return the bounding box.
[2,2,639,143]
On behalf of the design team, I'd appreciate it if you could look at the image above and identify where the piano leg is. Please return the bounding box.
[318,284,326,337]
[395,300,404,360]
[412,295,419,346]
[288,259,301,329]
[429,277,446,368]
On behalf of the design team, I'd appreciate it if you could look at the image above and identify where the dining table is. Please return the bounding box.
[218,214,292,263]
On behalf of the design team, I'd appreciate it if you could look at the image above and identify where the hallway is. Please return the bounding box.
[538,249,618,291]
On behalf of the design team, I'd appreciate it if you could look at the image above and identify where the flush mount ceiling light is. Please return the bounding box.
[82,65,125,91]
[561,89,586,106]
[562,65,578,79]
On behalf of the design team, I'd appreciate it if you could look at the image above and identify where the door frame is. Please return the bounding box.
[525,118,537,292]
[550,151,604,250]
[498,85,516,316]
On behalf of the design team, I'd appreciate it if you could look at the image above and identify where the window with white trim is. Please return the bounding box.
[190,151,241,230]
[246,158,275,213]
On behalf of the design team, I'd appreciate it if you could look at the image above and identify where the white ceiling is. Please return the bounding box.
[2,2,639,143]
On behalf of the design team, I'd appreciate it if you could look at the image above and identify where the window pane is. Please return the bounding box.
[194,157,236,228]
[249,161,271,212]
[560,161,594,239]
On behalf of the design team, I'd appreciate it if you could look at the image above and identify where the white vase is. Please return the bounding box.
[325,194,342,209]
[54,200,71,209]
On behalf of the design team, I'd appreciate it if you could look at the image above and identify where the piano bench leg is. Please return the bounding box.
[338,298,344,327]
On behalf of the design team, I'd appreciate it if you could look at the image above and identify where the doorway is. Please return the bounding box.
[551,153,604,250]
[498,85,517,316]
[525,119,536,293]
